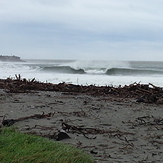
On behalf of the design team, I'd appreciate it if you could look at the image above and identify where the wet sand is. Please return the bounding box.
[0,89,163,163]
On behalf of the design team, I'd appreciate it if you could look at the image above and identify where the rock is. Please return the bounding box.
[56,130,70,141]
[2,119,16,126]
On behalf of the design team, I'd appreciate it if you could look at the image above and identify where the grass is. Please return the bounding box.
[0,127,94,163]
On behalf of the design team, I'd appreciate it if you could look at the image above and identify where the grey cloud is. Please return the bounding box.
[1,0,163,30]
[0,0,163,60]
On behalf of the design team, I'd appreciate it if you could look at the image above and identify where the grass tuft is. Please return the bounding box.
[0,127,94,163]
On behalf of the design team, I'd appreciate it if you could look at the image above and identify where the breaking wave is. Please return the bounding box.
[41,65,163,76]
[40,60,131,75]
[106,68,163,76]
[2,60,163,77]
[42,66,85,74]
[1,60,163,86]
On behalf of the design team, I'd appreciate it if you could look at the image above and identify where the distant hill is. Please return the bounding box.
[0,55,25,62]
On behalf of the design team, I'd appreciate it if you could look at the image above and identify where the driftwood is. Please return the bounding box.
[135,116,163,126]
[61,122,134,140]
[1,112,54,127]
[0,75,163,103]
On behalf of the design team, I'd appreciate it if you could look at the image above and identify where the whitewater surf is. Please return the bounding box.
[1,60,163,86]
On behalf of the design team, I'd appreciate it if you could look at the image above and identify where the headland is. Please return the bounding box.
[0,55,25,62]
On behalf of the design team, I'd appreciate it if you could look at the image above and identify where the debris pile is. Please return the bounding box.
[0,75,163,103]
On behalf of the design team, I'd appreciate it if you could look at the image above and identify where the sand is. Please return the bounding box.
[0,89,163,163]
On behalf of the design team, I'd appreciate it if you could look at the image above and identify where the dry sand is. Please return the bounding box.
[0,89,163,163]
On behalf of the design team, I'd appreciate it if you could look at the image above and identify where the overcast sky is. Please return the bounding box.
[0,0,163,60]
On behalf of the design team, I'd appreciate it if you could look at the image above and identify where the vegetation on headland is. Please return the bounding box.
[0,55,25,62]
[0,127,94,163]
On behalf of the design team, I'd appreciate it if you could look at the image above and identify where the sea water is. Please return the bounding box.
[1,59,163,87]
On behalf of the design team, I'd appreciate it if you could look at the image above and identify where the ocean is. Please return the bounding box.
[1,59,163,87]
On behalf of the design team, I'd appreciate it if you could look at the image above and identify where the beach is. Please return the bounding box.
[1,83,163,163]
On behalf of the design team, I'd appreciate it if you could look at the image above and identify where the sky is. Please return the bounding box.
[0,0,163,61]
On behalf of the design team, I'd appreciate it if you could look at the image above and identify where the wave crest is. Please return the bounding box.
[42,66,85,74]
[106,68,163,76]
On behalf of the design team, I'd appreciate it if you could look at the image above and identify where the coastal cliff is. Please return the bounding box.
[0,55,25,62]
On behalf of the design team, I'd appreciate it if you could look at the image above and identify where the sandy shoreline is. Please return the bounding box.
[1,89,163,163]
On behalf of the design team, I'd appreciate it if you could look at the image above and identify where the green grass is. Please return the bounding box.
[0,128,94,163]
